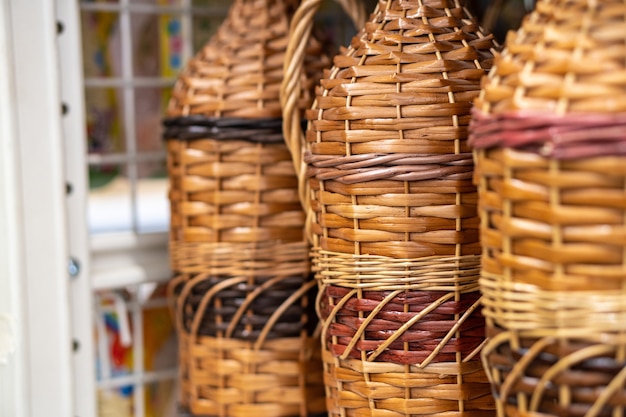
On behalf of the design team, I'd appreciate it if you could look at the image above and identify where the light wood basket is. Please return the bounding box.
[281,0,498,415]
[162,0,352,415]
[469,1,626,416]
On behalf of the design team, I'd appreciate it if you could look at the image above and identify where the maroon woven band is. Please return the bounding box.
[468,108,626,159]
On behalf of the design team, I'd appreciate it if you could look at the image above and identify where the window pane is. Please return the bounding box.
[98,388,134,416]
[132,13,184,77]
[81,11,123,78]
[144,380,177,417]
[191,0,226,6]
[141,283,177,372]
[135,162,169,234]
[85,87,126,156]
[135,87,170,153]
[191,14,222,52]
[89,164,134,234]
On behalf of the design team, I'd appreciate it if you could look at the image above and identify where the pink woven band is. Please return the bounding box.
[468,108,626,159]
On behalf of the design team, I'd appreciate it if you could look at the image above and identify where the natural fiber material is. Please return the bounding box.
[473,0,626,117]
[170,240,313,339]
[322,349,494,417]
[163,0,343,415]
[166,136,305,244]
[163,117,286,142]
[468,1,626,416]
[281,0,497,416]
[472,147,626,417]
[178,333,326,417]
[167,0,328,119]
[313,249,495,416]
[283,0,497,258]
[474,148,626,293]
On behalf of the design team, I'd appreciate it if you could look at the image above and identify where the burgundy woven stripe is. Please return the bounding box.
[468,108,626,159]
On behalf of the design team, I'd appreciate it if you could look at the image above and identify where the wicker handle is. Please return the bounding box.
[280,0,367,241]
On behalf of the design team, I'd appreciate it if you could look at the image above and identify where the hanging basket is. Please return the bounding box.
[281,0,498,415]
[469,1,626,416]
[162,0,341,415]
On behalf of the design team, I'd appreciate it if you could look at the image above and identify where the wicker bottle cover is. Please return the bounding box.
[469,1,626,416]
[163,0,332,415]
[282,0,498,415]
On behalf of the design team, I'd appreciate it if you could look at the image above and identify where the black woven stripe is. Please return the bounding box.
[163,116,285,143]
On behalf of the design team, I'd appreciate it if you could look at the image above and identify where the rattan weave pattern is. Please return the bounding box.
[305,0,495,259]
[166,137,305,244]
[474,0,626,116]
[468,1,626,416]
[178,333,327,417]
[167,0,329,119]
[474,147,626,292]
[281,0,498,416]
[169,240,313,338]
[163,0,342,415]
[472,145,626,417]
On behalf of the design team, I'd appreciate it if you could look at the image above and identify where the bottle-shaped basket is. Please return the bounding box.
[163,0,332,415]
[281,0,498,415]
[469,0,626,416]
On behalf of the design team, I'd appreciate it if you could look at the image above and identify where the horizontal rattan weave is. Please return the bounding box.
[473,145,626,417]
[474,147,626,292]
[179,332,327,417]
[163,0,342,414]
[474,0,626,117]
[468,1,626,416]
[282,0,497,259]
[315,250,485,365]
[167,137,305,244]
[307,247,496,417]
[167,0,329,120]
[469,110,626,159]
[168,240,313,338]
[322,349,494,417]
[163,117,286,142]
[480,278,626,417]
[167,239,321,417]
[281,0,498,416]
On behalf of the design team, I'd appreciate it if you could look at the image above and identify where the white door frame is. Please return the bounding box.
[0,0,77,416]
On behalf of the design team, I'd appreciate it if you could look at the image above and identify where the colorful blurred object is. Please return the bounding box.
[95,285,177,417]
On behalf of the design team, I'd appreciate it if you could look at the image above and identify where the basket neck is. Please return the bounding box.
[382,0,468,12]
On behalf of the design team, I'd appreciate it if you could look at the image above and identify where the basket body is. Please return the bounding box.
[469,1,626,416]
[164,0,329,415]
[300,0,498,415]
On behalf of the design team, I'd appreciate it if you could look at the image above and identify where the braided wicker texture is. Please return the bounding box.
[166,136,305,244]
[281,0,498,416]
[163,0,342,415]
[315,249,495,416]
[178,333,327,417]
[474,148,626,417]
[468,1,626,416]
[167,0,329,119]
[299,0,496,259]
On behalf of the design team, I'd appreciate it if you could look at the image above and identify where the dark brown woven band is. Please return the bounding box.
[469,108,626,159]
[163,116,287,143]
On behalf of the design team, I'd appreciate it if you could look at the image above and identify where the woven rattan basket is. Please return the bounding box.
[281,0,498,415]
[468,1,626,416]
[162,0,349,415]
